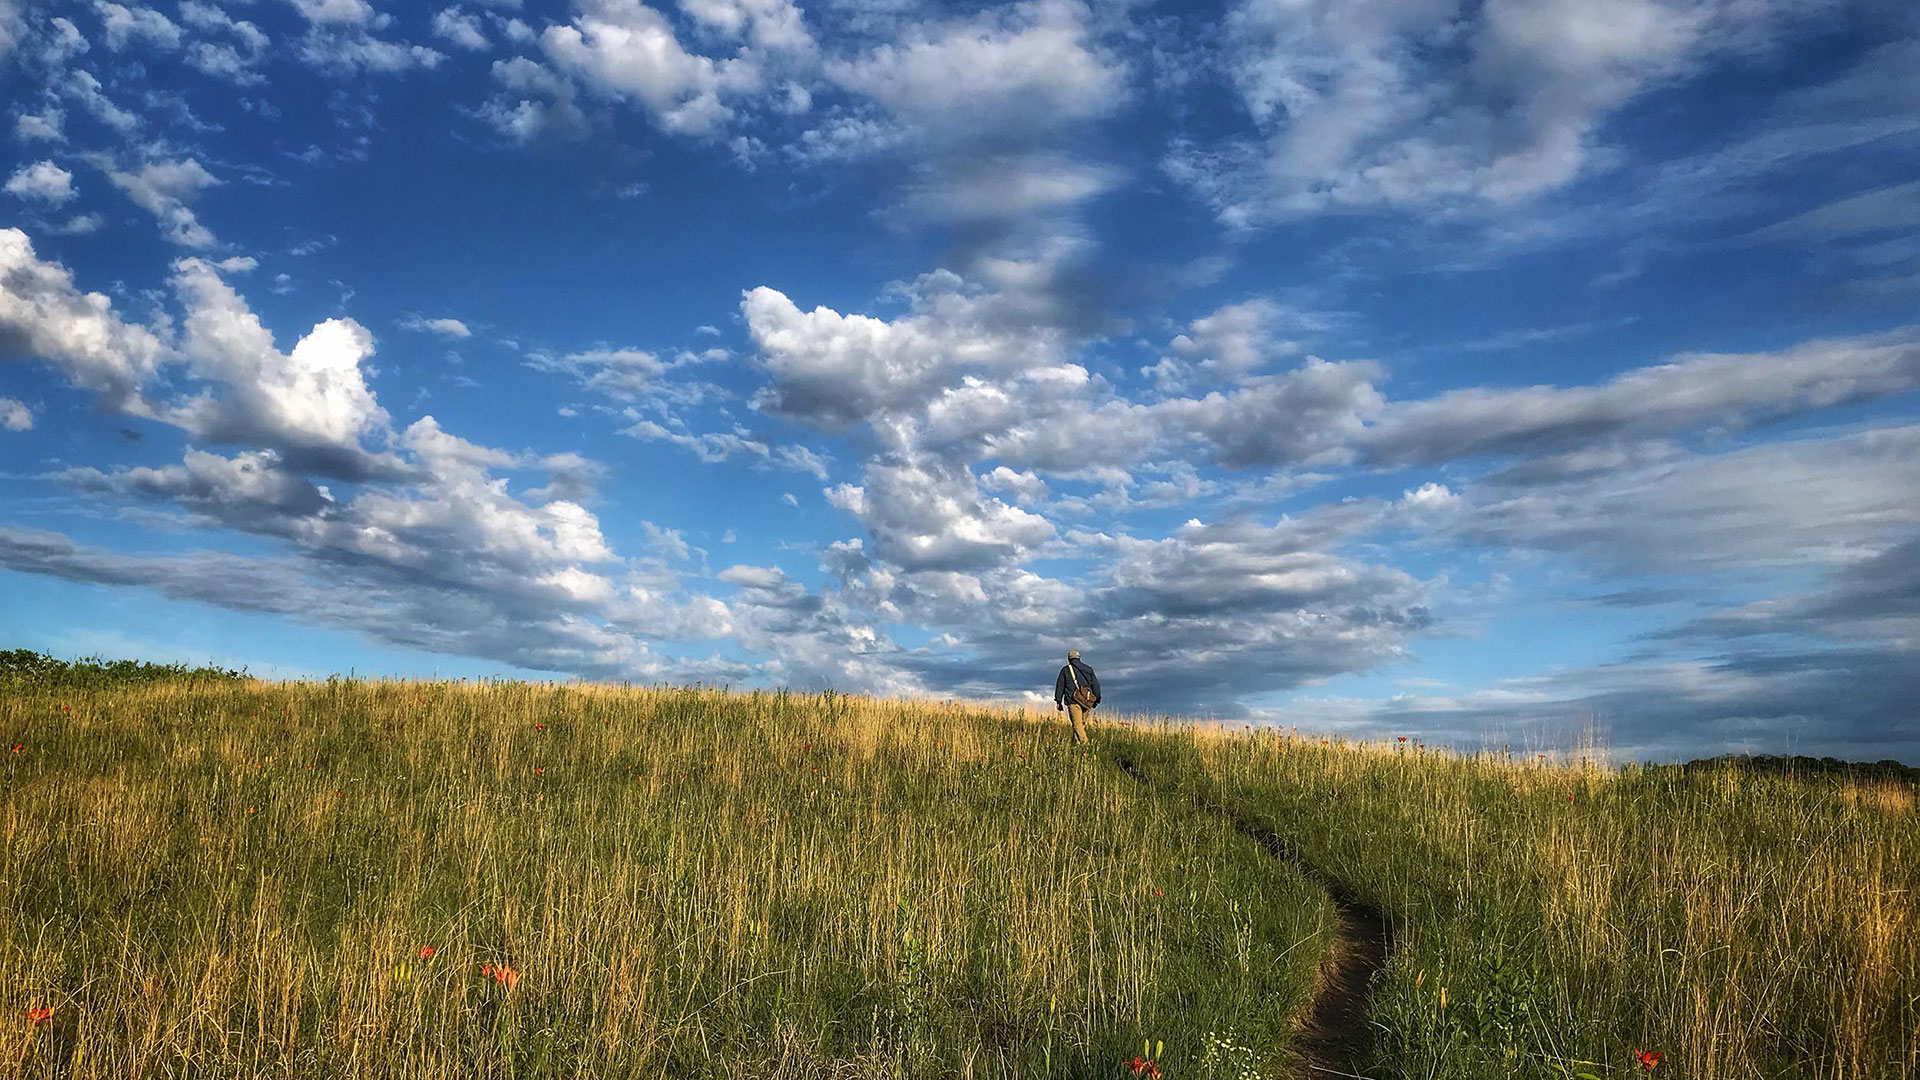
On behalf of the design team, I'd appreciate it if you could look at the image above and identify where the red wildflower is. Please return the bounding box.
[1397,736,1408,742]
[418,946,436,959]
[246,805,257,814]
[25,1005,53,1026]
[482,963,520,989]
[1153,888,1164,897]
[333,790,344,798]
[61,705,70,714]
[1635,1050,1663,1071]
[9,743,22,754]
[1125,1056,1162,1078]
[534,724,546,732]
[534,767,544,774]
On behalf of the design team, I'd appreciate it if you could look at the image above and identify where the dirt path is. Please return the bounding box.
[1115,757,1393,1080]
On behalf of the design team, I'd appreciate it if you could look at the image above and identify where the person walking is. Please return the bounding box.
[1054,649,1101,744]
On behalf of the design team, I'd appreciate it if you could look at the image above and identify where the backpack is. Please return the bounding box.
[1065,662,1098,710]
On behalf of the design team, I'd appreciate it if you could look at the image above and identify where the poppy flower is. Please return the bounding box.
[418,946,436,959]
[534,724,546,732]
[534,767,544,775]
[1635,1050,1663,1070]
[1397,736,1408,742]
[26,1005,53,1025]
[9,743,22,754]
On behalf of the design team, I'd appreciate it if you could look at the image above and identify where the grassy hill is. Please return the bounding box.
[2,668,1915,1078]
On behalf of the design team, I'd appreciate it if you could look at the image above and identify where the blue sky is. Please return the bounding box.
[1,0,1916,762]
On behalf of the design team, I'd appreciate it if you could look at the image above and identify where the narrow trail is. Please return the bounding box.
[1114,757,1394,1080]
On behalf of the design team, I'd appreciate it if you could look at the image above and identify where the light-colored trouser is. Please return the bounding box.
[1066,703,1092,744]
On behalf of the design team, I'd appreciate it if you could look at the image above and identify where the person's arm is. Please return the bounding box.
[1054,666,1067,708]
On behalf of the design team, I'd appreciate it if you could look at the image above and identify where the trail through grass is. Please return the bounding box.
[1108,722,1920,1080]
[0,681,1331,1078]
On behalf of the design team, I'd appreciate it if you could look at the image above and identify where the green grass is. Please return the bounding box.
[1107,722,1920,1080]
[4,672,1916,1079]
[0,679,1329,1078]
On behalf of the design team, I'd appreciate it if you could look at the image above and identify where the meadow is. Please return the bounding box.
[1,668,1915,1079]
[0,676,1328,1078]
[1110,725,1920,1080]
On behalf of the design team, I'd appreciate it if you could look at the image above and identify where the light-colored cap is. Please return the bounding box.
[1067,649,1080,659]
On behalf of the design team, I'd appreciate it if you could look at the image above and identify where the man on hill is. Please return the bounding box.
[1054,649,1101,745]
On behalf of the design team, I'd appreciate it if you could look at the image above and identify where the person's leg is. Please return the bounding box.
[1067,703,1089,744]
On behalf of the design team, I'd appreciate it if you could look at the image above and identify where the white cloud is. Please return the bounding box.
[5,161,76,205]
[541,0,742,135]
[286,0,381,27]
[835,454,1055,571]
[93,2,181,50]
[744,272,1066,432]
[402,315,473,338]
[168,256,391,464]
[103,157,220,248]
[1164,298,1320,385]
[299,30,444,74]
[0,228,169,414]
[179,2,271,81]
[49,212,104,236]
[432,6,489,51]
[64,70,140,133]
[826,0,1122,140]
[1363,328,1920,465]
[1197,0,1824,219]
[480,56,588,141]
[0,396,31,431]
[680,0,813,55]
[14,107,64,142]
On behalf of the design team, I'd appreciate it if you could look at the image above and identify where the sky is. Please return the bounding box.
[0,0,1916,763]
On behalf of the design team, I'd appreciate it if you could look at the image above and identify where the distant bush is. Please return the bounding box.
[1680,753,1920,786]
[0,648,246,687]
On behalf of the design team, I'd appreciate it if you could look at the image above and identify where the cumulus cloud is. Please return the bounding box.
[0,228,169,413]
[4,161,76,205]
[0,240,766,683]
[541,0,745,135]
[0,396,31,431]
[167,256,396,474]
[836,454,1055,571]
[744,271,1068,432]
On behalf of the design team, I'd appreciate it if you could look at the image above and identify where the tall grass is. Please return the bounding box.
[1111,723,1920,1080]
[0,681,1330,1078]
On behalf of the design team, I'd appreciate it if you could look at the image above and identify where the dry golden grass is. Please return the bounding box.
[0,680,1328,1078]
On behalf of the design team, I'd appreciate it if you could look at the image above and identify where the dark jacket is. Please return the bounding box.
[1054,659,1101,709]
